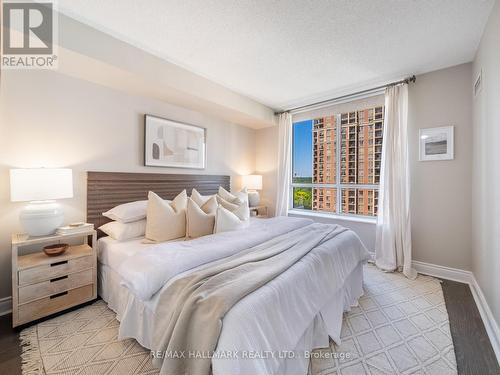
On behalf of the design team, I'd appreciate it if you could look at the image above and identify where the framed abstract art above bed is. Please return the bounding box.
[144,114,206,169]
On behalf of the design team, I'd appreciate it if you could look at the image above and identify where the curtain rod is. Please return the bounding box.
[275,75,416,115]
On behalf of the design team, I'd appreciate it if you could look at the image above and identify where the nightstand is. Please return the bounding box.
[11,230,97,327]
[249,205,268,218]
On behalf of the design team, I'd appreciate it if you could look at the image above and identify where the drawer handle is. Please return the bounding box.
[50,260,68,267]
[50,275,68,283]
[50,291,68,299]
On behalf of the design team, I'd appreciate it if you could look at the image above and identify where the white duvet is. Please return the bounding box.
[118,217,313,300]
[115,217,371,375]
[214,226,369,375]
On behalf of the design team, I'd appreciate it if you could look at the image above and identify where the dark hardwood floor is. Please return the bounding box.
[0,312,21,375]
[0,281,498,375]
[441,279,500,375]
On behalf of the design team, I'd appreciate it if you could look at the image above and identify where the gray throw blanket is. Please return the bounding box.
[151,223,348,375]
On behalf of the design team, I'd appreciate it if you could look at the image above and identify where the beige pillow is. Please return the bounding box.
[214,205,249,233]
[172,189,188,211]
[145,190,187,242]
[216,195,250,221]
[216,195,239,211]
[186,197,217,238]
[191,188,215,207]
[199,195,218,214]
[218,186,248,205]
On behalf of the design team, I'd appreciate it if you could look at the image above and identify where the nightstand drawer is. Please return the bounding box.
[18,269,93,304]
[18,255,93,286]
[18,284,93,324]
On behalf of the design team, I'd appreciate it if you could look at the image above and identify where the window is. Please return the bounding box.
[291,105,384,217]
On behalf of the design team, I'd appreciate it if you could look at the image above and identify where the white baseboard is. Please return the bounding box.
[412,260,500,363]
[412,260,473,284]
[469,275,500,362]
[0,296,12,317]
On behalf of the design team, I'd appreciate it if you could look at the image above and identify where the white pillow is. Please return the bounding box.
[103,200,148,223]
[214,205,249,233]
[216,195,250,221]
[218,186,248,205]
[99,220,146,241]
[186,197,216,239]
[145,190,187,242]
[191,188,215,207]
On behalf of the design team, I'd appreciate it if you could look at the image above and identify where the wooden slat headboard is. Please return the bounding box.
[87,171,230,233]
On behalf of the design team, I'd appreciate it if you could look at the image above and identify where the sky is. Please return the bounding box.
[292,120,312,177]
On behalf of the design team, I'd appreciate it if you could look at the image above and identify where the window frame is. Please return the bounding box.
[290,112,381,220]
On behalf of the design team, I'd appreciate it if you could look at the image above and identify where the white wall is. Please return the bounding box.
[257,63,474,269]
[472,0,500,324]
[0,70,256,300]
[408,63,473,270]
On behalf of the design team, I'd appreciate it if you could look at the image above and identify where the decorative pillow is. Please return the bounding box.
[145,190,187,242]
[216,195,250,221]
[218,186,248,205]
[186,197,217,238]
[216,195,239,210]
[191,188,215,207]
[99,220,146,241]
[214,205,249,233]
[102,200,148,223]
[198,195,218,214]
[171,189,188,211]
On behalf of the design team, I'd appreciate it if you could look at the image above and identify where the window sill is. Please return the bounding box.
[288,209,377,224]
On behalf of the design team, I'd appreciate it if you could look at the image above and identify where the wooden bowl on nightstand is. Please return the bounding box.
[43,243,69,257]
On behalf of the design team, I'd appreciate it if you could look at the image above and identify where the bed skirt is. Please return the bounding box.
[98,262,364,375]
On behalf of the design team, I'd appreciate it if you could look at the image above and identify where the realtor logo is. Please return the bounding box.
[2,0,58,69]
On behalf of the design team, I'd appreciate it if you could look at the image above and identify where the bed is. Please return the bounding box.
[87,171,370,375]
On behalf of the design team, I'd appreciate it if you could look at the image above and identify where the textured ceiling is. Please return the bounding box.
[58,0,494,110]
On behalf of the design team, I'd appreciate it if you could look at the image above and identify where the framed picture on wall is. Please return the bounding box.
[419,126,454,161]
[144,115,206,169]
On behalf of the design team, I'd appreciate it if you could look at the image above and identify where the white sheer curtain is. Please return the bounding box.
[275,112,292,216]
[375,84,417,279]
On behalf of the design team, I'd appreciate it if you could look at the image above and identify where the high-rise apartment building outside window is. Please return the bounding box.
[291,105,384,217]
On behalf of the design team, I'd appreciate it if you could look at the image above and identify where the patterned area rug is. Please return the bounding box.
[21,265,457,375]
[310,265,457,374]
[20,302,157,375]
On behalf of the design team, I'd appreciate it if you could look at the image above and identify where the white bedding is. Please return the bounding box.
[212,226,368,375]
[97,217,288,272]
[97,216,370,375]
[99,263,364,375]
[98,236,149,269]
[118,216,313,300]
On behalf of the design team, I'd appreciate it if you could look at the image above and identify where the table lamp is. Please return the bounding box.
[10,168,73,236]
[242,174,262,207]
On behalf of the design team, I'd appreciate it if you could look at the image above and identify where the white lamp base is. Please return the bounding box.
[248,191,260,207]
[20,201,64,236]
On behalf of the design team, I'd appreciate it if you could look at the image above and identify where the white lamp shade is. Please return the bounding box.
[242,174,262,190]
[10,168,73,202]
